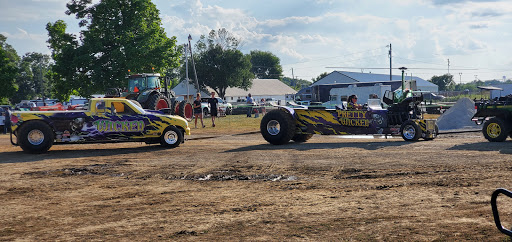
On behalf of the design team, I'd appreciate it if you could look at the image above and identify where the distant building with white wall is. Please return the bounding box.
[172,79,297,105]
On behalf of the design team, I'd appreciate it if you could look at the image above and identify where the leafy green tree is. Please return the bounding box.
[0,34,19,104]
[47,0,180,101]
[192,29,253,98]
[13,53,52,104]
[429,74,455,91]
[249,50,283,79]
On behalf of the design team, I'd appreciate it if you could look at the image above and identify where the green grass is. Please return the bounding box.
[189,114,263,135]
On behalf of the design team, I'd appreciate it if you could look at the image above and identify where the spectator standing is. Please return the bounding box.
[246,93,253,117]
[208,92,218,127]
[260,98,266,115]
[193,93,205,128]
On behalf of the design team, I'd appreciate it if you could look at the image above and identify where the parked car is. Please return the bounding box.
[422,93,445,100]
[200,97,233,116]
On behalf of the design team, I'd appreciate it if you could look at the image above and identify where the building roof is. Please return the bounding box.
[172,79,297,97]
[224,79,296,96]
[313,71,437,88]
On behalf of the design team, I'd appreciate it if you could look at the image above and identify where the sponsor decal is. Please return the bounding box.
[94,120,144,132]
[336,110,370,127]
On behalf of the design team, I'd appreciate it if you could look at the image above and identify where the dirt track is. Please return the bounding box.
[1,131,512,241]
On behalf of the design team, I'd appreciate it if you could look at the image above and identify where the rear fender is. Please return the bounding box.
[278,106,297,119]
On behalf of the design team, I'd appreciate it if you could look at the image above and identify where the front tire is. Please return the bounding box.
[483,117,509,142]
[400,120,421,141]
[18,121,54,153]
[160,126,183,148]
[260,109,296,145]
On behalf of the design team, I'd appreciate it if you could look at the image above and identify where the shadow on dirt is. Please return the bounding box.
[225,141,409,153]
[0,145,166,164]
[448,141,512,154]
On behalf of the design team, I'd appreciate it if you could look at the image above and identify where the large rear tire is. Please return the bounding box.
[260,109,296,145]
[147,93,170,110]
[400,120,422,141]
[483,117,509,142]
[177,101,193,121]
[160,126,183,148]
[18,121,54,153]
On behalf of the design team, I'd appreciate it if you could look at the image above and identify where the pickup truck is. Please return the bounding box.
[8,98,190,153]
[200,97,232,116]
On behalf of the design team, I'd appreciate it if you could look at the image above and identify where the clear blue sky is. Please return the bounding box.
[1,0,511,83]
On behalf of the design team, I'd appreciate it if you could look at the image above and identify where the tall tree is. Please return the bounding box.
[47,0,180,100]
[0,34,19,103]
[192,29,253,98]
[250,50,283,79]
[13,53,52,104]
[429,74,455,91]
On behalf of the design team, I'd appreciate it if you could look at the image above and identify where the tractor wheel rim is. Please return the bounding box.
[267,120,280,136]
[403,125,416,140]
[487,123,501,138]
[156,100,168,110]
[28,129,44,145]
[163,130,178,144]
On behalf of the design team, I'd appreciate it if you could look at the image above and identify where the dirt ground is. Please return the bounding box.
[1,129,512,241]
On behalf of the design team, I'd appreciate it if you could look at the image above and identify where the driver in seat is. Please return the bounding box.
[347,95,362,110]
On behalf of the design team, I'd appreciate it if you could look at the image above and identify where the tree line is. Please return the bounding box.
[428,73,512,92]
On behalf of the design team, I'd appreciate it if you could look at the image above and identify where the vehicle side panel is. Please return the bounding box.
[11,102,189,144]
[294,109,398,135]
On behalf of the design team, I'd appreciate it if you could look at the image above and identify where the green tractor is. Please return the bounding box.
[106,73,193,120]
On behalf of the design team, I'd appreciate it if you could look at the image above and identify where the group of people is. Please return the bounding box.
[193,92,219,128]
[245,93,266,117]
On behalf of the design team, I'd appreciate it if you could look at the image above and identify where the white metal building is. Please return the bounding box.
[172,79,297,105]
[313,71,438,93]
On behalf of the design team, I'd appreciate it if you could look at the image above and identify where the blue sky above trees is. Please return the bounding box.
[1,0,511,83]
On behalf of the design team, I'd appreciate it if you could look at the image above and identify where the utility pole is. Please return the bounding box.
[291,68,295,86]
[459,72,462,85]
[184,43,190,102]
[447,59,450,74]
[188,34,200,93]
[388,43,392,81]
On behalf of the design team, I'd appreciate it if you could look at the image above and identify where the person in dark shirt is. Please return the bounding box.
[193,93,205,128]
[208,92,218,127]
[347,95,362,110]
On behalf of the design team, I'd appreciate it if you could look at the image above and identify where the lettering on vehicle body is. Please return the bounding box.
[336,110,371,127]
[94,120,145,133]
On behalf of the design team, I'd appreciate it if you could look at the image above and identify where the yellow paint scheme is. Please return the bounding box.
[11,98,190,141]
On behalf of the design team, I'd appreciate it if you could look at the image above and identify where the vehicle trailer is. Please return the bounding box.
[8,98,190,153]
[472,96,512,142]
[261,96,438,145]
